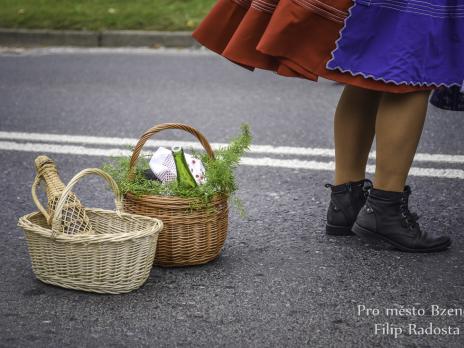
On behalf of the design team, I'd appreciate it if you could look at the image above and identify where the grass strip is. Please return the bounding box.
[0,0,216,31]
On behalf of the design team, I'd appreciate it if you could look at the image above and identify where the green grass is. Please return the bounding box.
[0,0,216,31]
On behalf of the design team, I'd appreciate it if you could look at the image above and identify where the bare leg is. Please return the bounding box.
[334,85,381,184]
[374,90,431,192]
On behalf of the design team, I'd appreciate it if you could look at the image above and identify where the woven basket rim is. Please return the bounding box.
[18,208,163,243]
[124,191,229,203]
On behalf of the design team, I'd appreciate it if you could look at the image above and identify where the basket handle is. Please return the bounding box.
[31,175,52,223]
[51,168,123,236]
[128,123,215,180]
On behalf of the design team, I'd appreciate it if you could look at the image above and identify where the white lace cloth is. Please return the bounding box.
[149,147,206,185]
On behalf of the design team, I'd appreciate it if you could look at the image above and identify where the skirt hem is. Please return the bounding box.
[193,0,435,93]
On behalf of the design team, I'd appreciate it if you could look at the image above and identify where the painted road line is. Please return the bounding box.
[0,141,132,157]
[1,131,463,164]
[0,131,227,151]
[241,157,464,180]
[1,140,463,180]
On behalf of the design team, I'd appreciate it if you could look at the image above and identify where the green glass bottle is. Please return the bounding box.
[171,146,198,188]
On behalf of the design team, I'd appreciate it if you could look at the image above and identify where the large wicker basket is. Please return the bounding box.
[124,123,229,267]
[18,168,163,294]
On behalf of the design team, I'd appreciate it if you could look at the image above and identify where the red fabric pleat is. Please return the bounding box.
[192,0,433,93]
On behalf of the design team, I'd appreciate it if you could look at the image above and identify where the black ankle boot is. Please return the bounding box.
[352,186,452,252]
[325,179,372,235]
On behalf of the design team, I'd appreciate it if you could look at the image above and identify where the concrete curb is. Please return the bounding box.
[0,28,199,48]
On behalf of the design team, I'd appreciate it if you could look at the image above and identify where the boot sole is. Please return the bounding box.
[326,223,354,236]
[351,223,452,253]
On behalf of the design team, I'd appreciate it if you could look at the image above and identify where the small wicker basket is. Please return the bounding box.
[124,123,229,267]
[18,168,163,294]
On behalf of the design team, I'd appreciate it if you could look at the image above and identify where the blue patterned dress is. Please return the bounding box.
[326,0,464,89]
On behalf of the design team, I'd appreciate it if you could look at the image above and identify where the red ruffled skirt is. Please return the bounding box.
[192,0,433,93]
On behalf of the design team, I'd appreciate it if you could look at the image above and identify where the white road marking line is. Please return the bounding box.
[1,140,463,179]
[242,158,464,179]
[0,141,131,157]
[1,131,463,164]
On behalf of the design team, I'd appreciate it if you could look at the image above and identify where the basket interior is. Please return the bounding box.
[28,213,51,230]
[27,209,158,236]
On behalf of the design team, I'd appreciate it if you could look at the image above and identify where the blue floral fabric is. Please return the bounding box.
[430,86,464,111]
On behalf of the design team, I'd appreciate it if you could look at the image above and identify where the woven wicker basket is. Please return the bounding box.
[124,123,229,267]
[18,168,163,294]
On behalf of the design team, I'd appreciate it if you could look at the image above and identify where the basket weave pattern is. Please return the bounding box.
[19,168,163,294]
[33,155,93,235]
[124,123,229,267]
[124,193,228,267]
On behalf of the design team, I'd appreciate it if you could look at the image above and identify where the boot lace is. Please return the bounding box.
[361,179,373,199]
[400,186,419,230]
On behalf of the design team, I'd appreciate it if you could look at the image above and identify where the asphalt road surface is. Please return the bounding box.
[0,47,463,348]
